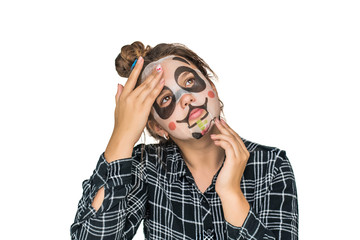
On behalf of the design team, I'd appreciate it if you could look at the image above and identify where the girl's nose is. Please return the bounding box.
[180,93,196,109]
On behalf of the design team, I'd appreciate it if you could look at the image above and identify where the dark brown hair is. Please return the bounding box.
[115,41,224,144]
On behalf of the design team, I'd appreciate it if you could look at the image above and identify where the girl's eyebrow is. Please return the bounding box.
[172,57,190,65]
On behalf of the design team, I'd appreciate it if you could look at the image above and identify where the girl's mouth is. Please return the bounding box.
[189,108,204,120]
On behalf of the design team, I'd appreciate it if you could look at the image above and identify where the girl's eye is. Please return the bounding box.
[161,95,171,105]
[185,78,194,87]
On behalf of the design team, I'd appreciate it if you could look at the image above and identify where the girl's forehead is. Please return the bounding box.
[162,57,194,73]
[161,57,200,85]
[141,55,203,87]
[161,60,182,84]
[141,55,189,83]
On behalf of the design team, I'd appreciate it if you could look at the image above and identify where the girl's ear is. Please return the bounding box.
[148,119,168,138]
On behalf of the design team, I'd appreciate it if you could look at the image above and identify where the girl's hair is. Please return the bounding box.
[114,41,224,145]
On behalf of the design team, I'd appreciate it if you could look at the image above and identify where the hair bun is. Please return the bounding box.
[115,41,151,78]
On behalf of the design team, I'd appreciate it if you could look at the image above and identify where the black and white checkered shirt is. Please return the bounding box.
[71,137,298,239]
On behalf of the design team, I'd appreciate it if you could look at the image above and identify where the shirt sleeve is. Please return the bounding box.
[70,144,148,240]
[225,150,299,240]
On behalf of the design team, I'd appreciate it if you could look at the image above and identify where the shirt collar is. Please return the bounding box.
[164,136,252,184]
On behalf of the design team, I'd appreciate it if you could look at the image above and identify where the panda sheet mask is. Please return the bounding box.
[141,55,221,140]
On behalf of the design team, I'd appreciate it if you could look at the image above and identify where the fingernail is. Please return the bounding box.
[138,56,143,62]
[160,78,165,85]
[156,64,162,72]
[210,134,216,138]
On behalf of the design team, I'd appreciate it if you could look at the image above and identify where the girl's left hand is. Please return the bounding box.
[211,118,250,197]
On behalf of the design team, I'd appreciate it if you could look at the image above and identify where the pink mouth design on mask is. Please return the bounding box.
[189,108,204,121]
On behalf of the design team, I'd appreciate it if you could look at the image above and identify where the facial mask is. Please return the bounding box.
[141,55,221,140]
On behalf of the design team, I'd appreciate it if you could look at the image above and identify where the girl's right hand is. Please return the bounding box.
[105,56,165,162]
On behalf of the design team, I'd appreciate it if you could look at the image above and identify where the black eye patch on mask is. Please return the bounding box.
[174,66,206,92]
[153,86,177,120]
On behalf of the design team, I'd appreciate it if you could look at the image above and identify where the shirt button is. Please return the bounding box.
[206,229,212,235]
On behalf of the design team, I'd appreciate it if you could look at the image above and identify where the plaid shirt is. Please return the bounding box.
[71,137,298,239]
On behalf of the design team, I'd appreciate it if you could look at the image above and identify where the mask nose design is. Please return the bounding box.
[173,88,192,105]
[180,93,196,109]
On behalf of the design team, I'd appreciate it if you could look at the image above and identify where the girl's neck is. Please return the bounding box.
[171,125,225,173]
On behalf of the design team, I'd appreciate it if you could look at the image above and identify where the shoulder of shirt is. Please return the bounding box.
[131,142,169,166]
[242,137,293,175]
[242,136,290,168]
[129,142,179,180]
[241,136,281,153]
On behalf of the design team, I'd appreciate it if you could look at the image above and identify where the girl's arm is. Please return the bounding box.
[212,119,298,239]
[225,150,298,240]
[70,55,165,239]
[70,144,148,240]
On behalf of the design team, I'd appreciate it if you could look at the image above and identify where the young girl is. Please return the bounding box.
[70,42,298,239]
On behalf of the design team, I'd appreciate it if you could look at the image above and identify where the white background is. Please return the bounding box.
[0,1,359,239]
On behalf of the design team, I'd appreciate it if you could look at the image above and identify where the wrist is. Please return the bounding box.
[218,190,248,205]
[105,131,134,163]
[217,187,243,199]
[218,190,250,227]
[112,126,138,146]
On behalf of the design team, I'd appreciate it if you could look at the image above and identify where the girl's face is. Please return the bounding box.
[149,56,221,140]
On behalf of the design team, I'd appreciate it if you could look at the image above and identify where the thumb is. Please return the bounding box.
[115,83,124,104]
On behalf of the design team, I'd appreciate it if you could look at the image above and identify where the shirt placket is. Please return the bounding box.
[183,162,216,239]
[201,194,214,239]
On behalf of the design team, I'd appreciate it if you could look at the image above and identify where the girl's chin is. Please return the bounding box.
[200,118,217,136]
[201,123,211,136]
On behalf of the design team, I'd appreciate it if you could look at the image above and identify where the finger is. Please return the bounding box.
[220,119,240,140]
[115,84,124,104]
[143,77,166,108]
[139,68,164,102]
[211,134,241,158]
[141,64,163,86]
[220,119,249,155]
[122,56,144,96]
[215,119,246,157]
[212,138,236,159]
[215,118,233,136]
[132,64,163,98]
